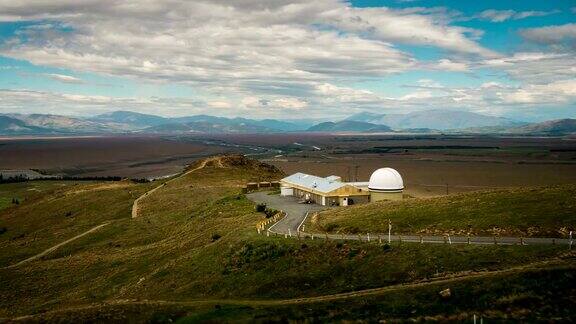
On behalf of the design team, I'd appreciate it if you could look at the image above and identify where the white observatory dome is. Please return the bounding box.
[368,168,404,191]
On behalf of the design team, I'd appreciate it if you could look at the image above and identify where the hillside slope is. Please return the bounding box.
[0,116,50,135]
[0,156,574,321]
[308,185,576,237]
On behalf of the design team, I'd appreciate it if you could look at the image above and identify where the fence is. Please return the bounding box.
[256,215,574,248]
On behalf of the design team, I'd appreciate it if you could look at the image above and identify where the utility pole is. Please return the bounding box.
[388,219,391,244]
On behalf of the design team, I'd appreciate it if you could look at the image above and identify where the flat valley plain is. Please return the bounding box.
[2,134,576,195]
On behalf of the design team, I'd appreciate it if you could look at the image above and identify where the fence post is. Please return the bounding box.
[467,236,471,245]
[448,235,452,245]
[494,236,498,245]
[420,235,423,244]
[367,233,370,242]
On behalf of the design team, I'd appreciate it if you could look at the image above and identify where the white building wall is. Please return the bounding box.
[280,187,294,196]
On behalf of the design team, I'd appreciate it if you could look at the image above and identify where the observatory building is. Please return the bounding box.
[279,167,404,206]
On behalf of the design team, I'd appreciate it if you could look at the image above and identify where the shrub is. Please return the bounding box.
[211,233,222,242]
[264,208,278,218]
[256,203,266,212]
[0,227,6,235]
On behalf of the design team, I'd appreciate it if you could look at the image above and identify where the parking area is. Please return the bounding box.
[246,191,326,234]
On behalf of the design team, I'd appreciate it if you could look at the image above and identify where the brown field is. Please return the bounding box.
[269,156,576,197]
[2,134,576,193]
[0,136,225,178]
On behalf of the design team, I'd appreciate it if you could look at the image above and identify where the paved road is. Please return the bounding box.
[247,192,324,235]
[247,192,573,246]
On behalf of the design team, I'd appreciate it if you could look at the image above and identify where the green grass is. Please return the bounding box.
[10,259,576,323]
[0,181,153,266]
[0,197,12,212]
[309,185,576,238]
[0,156,574,321]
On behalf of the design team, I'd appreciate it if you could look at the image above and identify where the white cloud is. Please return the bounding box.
[481,52,576,84]
[0,1,493,95]
[0,1,573,120]
[476,9,558,22]
[520,23,576,45]
[45,73,83,84]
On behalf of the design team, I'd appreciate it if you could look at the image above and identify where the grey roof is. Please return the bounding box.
[281,172,347,194]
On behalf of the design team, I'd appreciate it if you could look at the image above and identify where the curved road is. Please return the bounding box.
[247,191,324,235]
[247,192,573,246]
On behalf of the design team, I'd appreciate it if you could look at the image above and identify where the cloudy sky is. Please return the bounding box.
[0,0,574,121]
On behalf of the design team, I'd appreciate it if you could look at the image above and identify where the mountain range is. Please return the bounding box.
[344,109,524,130]
[0,110,574,136]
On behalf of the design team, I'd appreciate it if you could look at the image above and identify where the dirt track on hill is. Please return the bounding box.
[131,158,215,218]
[2,222,112,269]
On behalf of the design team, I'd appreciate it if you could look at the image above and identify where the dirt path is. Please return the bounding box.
[131,158,214,218]
[10,252,574,321]
[3,222,112,269]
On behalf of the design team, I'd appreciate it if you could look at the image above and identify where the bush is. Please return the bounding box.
[264,208,278,218]
[256,203,266,213]
[0,227,6,235]
[211,233,222,242]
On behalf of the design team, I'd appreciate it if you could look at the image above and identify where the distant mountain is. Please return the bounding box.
[0,116,50,134]
[345,109,524,130]
[343,112,384,123]
[144,121,277,134]
[12,114,128,133]
[511,119,576,135]
[0,110,571,136]
[307,120,392,133]
[169,115,307,132]
[90,111,168,128]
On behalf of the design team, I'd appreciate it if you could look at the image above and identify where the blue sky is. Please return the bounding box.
[0,0,574,121]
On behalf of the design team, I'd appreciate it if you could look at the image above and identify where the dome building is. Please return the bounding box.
[368,168,404,202]
[278,167,404,206]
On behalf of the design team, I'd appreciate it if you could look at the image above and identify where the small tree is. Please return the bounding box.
[12,198,19,205]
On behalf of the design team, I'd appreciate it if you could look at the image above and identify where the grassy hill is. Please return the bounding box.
[1,155,575,322]
[308,185,576,238]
